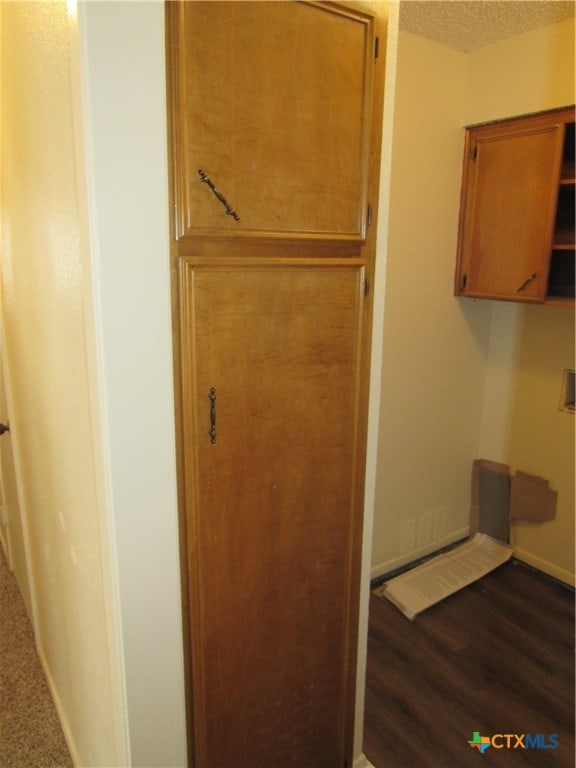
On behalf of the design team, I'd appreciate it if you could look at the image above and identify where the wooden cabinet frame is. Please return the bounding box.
[455,106,575,305]
[165,3,386,766]
[167,0,376,243]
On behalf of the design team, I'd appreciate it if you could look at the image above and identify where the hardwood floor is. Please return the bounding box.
[364,560,575,768]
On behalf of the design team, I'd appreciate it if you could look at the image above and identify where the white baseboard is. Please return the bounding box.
[354,753,376,768]
[370,527,469,582]
[513,547,575,587]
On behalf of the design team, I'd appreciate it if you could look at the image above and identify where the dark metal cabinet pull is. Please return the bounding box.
[198,170,240,221]
[516,272,538,293]
[208,388,217,444]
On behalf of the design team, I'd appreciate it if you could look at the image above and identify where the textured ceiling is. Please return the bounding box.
[399,0,576,52]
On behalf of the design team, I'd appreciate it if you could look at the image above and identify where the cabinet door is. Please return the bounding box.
[455,116,564,301]
[169,0,373,240]
[179,262,365,768]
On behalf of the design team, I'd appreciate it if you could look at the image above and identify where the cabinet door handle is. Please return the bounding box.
[198,170,240,221]
[516,272,538,293]
[208,388,217,444]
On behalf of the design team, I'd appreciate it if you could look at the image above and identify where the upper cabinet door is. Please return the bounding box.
[168,1,374,241]
[455,111,566,302]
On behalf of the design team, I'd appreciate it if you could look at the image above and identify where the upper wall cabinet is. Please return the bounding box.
[454,107,575,305]
[168,1,374,242]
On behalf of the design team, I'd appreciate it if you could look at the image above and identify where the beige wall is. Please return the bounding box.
[0,1,127,764]
[371,13,575,584]
[464,17,575,125]
[370,28,493,578]
[507,307,574,582]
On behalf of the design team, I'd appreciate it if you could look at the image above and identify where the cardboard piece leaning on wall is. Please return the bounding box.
[471,460,557,534]
[510,471,557,523]
[470,459,511,542]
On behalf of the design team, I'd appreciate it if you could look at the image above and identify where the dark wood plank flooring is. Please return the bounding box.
[364,560,575,768]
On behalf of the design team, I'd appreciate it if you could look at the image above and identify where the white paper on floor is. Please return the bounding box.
[374,533,513,620]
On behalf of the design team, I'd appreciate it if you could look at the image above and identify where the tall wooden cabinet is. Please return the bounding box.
[166,3,384,766]
[455,106,575,305]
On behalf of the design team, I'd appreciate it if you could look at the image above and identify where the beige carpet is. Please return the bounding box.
[0,548,72,768]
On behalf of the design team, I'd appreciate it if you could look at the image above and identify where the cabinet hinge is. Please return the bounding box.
[461,273,467,292]
[472,145,478,161]
[374,36,380,59]
[367,204,372,226]
[364,276,370,297]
